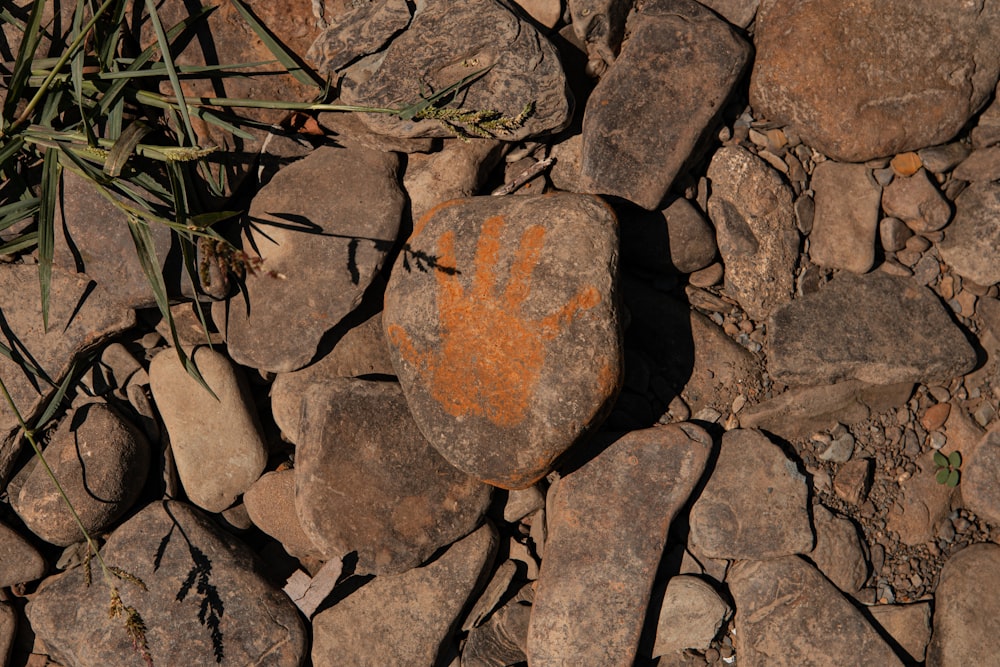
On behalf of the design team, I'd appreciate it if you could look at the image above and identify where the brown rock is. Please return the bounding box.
[404,139,505,221]
[920,402,951,432]
[809,161,882,274]
[869,602,932,664]
[306,0,413,73]
[960,428,1000,527]
[0,520,46,588]
[620,198,718,275]
[927,543,1000,666]
[567,0,632,68]
[833,459,872,505]
[952,145,1000,182]
[881,169,952,233]
[696,0,759,28]
[528,424,713,666]
[653,575,731,655]
[886,450,956,546]
[808,505,868,594]
[383,194,622,489]
[938,181,1000,286]
[244,470,323,560]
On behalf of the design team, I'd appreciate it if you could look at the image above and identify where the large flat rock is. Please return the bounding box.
[927,543,1000,666]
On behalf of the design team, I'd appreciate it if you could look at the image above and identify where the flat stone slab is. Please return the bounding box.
[938,181,1000,286]
[527,423,712,666]
[26,501,307,667]
[689,429,813,560]
[927,543,1000,666]
[809,161,881,274]
[750,0,1000,162]
[295,378,493,574]
[766,272,977,386]
[383,194,622,489]
[217,144,404,373]
[728,556,903,666]
[959,428,1000,527]
[580,0,750,209]
[338,0,571,141]
[311,523,497,666]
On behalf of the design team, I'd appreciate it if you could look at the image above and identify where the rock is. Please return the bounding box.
[972,89,1000,148]
[311,523,498,666]
[26,501,307,667]
[697,0,759,28]
[750,0,1000,162]
[952,145,1000,182]
[620,198,717,275]
[739,381,913,440]
[567,0,632,69]
[580,1,750,209]
[808,161,881,274]
[918,143,971,174]
[652,575,731,655]
[927,543,1000,666]
[920,402,951,432]
[833,459,872,505]
[808,505,868,594]
[216,144,404,373]
[0,266,135,483]
[515,0,562,28]
[503,486,545,523]
[244,469,323,560]
[886,450,955,546]
[767,272,976,386]
[707,145,799,321]
[528,423,713,666]
[868,602,932,665]
[689,429,813,560]
[959,428,1000,527]
[149,347,267,513]
[728,556,903,666]
[295,378,492,573]
[938,181,1000,286]
[880,169,951,234]
[819,432,855,463]
[404,139,505,221]
[306,0,413,73]
[270,309,396,445]
[339,0,570,141]
[383,194,622,489]
[463,594,532,667]
[0,603,14,666]
[0,520,46,587]
[13,402,149,546]
[879,217,913,253]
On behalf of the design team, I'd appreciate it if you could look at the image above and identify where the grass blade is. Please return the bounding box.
[2,0,46,130]
[37,148,61,332]
[35,358,81,426]
[228,0,324,90]
[0,232,40,255]
[104,121,153,177]
[143,0,198,147]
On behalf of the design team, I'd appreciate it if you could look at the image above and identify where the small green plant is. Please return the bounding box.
[933,450,962,487]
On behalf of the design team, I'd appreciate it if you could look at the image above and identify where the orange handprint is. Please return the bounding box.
[387,214,601,428]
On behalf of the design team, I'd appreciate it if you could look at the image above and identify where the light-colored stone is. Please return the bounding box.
[927,543,1000,666]
[809,161,881,274]
[869,602,932,665]
[653,576,731,655]
[809,505,868,594]
[938,181,1000,286]
[881,169,951,233]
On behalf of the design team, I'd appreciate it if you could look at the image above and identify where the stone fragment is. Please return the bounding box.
[282,557,342,618]
[869,602,932,665]
[728,556,903,666]
[879,217,913,253]
[503,486,545,523]
[959,428,1000,527]
[938,181,1000,286]
[216,145,404,373]
[767,272,976,386]
[689,429,813,560]
[383,195,622,489]
[528,424,712,666]
[881,169,951,233]
[514,0,562,28]
[13,402,149,546]
[918,143,971,174]
[339,0,570,141]
[244,469,323,560]
[833,459,872,505]
[312,523,497,666]
[920,403,951,432]
[404,139,505,221]
[952,146,1000,183]
[463,594,532,667]
[809,161,881,274]
[620,198,717,275]
[0,520,46,587]
[927,543,1000,666]
[750,0,1000,162]
[581,1,750,209]
[568,0,632,69]
[306,0,413,73]
[886,450,955,546]
[808,505,867,594]
[295,379,492,573]
[707,145,799,321]
[149,347,267,513]
[26,501,307,667]
[0,266,134,482]
[653,575,731,655]
[697,0,759,28]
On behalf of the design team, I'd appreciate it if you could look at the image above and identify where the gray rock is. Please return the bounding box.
[13,402,149,547]
[296,378,492,573]
[580,1,750,209]
[809,161,881,274]
[307,0,412,73]
[869,602,932,665]
[938,181,1000,286]
[383,194,622,489]
[528,423,712,666]
[149,347,267,513]
[959,428,1000,527]
[0,520,46,588]
[728,556,903,666]
[0,266,135,483]
[244,469,323,560]
[567,0,632,70]
[653,575,731,655]
[404,139,505,221]
[767,272,977,386]
[809,505,868,594]
[707,145,799,321]
[881,168,951,234]
[26,500,307,667]
[819,432,855,463]
[312,523,498,666]
[918,143,971,173]
[339,0,570,141]
[750,0,1000,162]
[952,145,1000,182]
[927,543,1000,666]
[217,144,404,373]
[689,429,813,560]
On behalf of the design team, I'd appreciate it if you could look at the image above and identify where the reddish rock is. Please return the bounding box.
[927,543,1000,666]
[960,429,1000,527]
[244,470,323,560]
[881,169,952,233]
